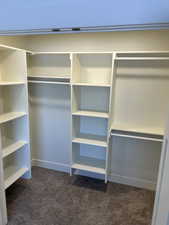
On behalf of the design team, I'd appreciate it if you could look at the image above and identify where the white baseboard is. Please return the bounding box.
[32,159,70,173]
[32,159,156,190]
[109,173,156,191]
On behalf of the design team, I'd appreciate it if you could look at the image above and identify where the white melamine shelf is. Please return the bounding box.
[111,123,164,136]
[72,83,111,87]
[72,110,109,118]
[4,166,28,189]
[0,112,27,124]
[0,82,25,86]
[2,141,27,158]
[116,57,169,61]
[72,163,106,175]
[72,137,107,147]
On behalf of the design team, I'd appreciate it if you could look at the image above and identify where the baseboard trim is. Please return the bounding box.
[109,173,156,191]
[32,159,70,173]
[32,159,156,190]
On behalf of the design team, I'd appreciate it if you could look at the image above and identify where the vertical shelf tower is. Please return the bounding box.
[70,53,116,182]
[0,45,31,197]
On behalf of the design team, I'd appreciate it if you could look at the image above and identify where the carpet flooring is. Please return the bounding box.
[6,166,154,225]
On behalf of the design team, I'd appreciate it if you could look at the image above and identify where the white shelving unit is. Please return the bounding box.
[0,45,31,223]
[70,53,115,182]
[26,50,169,186]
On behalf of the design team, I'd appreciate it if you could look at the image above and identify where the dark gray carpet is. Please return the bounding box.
[6,166,154,225]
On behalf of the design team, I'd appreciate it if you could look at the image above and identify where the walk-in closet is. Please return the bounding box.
[0,30,169,225]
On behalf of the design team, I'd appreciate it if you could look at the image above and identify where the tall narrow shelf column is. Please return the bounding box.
[70,53,115,182]
[0,44,31,222]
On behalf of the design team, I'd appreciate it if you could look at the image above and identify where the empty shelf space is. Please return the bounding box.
[72,110,109,118]
[0,81,25,86]
[27,54,71,77]
[2,140,27,158]
[111,123,164,136]
[4,166,29,189]
[72,53,112,85]
[72,134,107,147]
[0,112,27,124]
[72,83,111,87]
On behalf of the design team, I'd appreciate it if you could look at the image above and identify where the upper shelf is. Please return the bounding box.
[115,52,169,61]
[116,57,169,61]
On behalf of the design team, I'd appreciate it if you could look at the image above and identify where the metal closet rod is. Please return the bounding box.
[28,80,70,85]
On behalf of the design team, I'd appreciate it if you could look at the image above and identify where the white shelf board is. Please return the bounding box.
[71,83,111,87]
[111,123,164,136]
[2,141,27,158]
[31,51,113,55]
[4,166,29,189]
[72,137,107,147]
[0,112,27,124]
[0,81,25,86]
[72,110,109,118]
[116,57,169,61]
[0,44,30,53]
[72,163,106,175]
[28,75,70,79]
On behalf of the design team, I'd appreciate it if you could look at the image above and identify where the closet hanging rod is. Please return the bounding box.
[28,80,70,85]
[28,75,70,80]
[111,133,163,142]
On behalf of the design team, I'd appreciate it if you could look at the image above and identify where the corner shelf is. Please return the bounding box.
[2,141,27,158]
[4,166,29,189]
[72,110,109,118]
[0,112,27,124]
